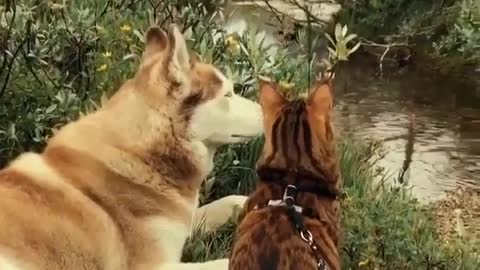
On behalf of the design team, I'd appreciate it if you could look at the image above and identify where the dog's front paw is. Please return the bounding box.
[223,195,248,212]
[225,195,249,224]
[208,258,229,270]
[193,195,248,232]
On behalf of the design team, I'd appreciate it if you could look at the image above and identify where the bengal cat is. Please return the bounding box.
[229,73,342,270]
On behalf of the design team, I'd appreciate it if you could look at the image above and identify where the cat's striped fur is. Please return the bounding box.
[230,74,342,270]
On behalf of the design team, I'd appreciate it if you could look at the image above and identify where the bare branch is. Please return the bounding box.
[379,46,390,78]
[0,37,27,98]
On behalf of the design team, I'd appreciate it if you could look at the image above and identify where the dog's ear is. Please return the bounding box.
[144,26,168,57]
[190,52,200,67]
[167,24,190,73]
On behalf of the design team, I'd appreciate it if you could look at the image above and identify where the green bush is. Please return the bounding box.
[0,0,153,165]
[1,1,478,269]
[0,0,317,166]
[338,0,480,66]
[433,0,480,64]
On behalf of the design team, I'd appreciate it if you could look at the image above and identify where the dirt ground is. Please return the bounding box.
[429,187,480,244]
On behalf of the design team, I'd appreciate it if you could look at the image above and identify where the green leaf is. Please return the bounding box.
[239,43,250,58]
[100,92,109,107]
[344,33,358,44]
[335,23,342,41]
[342,24,348,37]
[328,47,337,57]
[122,53,138,62]
[133,29,144,43]
[348,41,362,55]
[325,32,336,46]
[45,104,57,114]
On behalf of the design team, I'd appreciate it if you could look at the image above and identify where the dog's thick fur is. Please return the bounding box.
[229,76,342,270]
[0,25,262,270]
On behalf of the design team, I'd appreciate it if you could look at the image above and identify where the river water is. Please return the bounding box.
[221,3,480,202]
[334,60,480,202]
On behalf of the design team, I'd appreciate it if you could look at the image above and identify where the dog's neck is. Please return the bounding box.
[45,89,213,198]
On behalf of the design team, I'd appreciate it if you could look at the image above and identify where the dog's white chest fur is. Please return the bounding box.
[143,217,190,262]
[0,254,21,270]
[142,194,199,262]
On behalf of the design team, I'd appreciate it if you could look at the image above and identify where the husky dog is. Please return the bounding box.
[0,24,262,270]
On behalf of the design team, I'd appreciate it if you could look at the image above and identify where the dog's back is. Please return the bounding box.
[0,152,126,270]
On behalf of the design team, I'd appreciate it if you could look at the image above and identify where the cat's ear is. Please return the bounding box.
[307,71,334,117]
[258,79,287,111]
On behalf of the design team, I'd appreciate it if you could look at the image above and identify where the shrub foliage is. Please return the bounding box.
[338,0,480,66]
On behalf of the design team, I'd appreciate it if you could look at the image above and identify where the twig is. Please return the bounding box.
[433,0,447,18]
[158,3,172,27]
[148,0,163,22]
[98,0,113,18]
[286,0,326,26]
[306,3,312,89]
[378,46,390,78]
[60,10,78,45]
[262,0,325,27]
[0,38,27,98]
[39,63,61,90]
[360,38,411,49]
[20,48,44,87]
[360,37,414,76]
[0,0,17,78]
[263,0,286,25]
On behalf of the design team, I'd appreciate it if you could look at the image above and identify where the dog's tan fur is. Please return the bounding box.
[0,25,262,270]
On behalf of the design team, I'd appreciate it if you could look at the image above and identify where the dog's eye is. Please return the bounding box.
[224,92,233,97]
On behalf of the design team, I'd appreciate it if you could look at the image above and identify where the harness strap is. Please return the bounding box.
[255,184,329,270]
[267,200,303,213]
[256,166,340,200]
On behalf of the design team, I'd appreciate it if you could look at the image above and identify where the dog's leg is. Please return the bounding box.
[160,258,228,270]
[192,195,247,232]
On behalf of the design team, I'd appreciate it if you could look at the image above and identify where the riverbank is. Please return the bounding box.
[430,188,480,245]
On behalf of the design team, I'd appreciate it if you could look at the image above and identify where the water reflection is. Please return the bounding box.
[334,62,480,202]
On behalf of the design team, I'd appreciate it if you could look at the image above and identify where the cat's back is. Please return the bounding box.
[230,208,320,270]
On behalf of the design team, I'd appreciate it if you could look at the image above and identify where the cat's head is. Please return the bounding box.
[255,72,340,185]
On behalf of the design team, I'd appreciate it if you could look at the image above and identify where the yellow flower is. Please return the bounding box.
[120,24,132,33]
[279,81,295,89]
[225,35,239,47]
[102,51,112,58]
[224,34,241,55]
[97,64,108,72]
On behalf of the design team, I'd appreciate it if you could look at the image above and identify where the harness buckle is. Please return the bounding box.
[282,184,297,205]
[300,229,313,244]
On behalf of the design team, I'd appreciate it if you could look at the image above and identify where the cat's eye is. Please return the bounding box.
[224,92,233,97]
